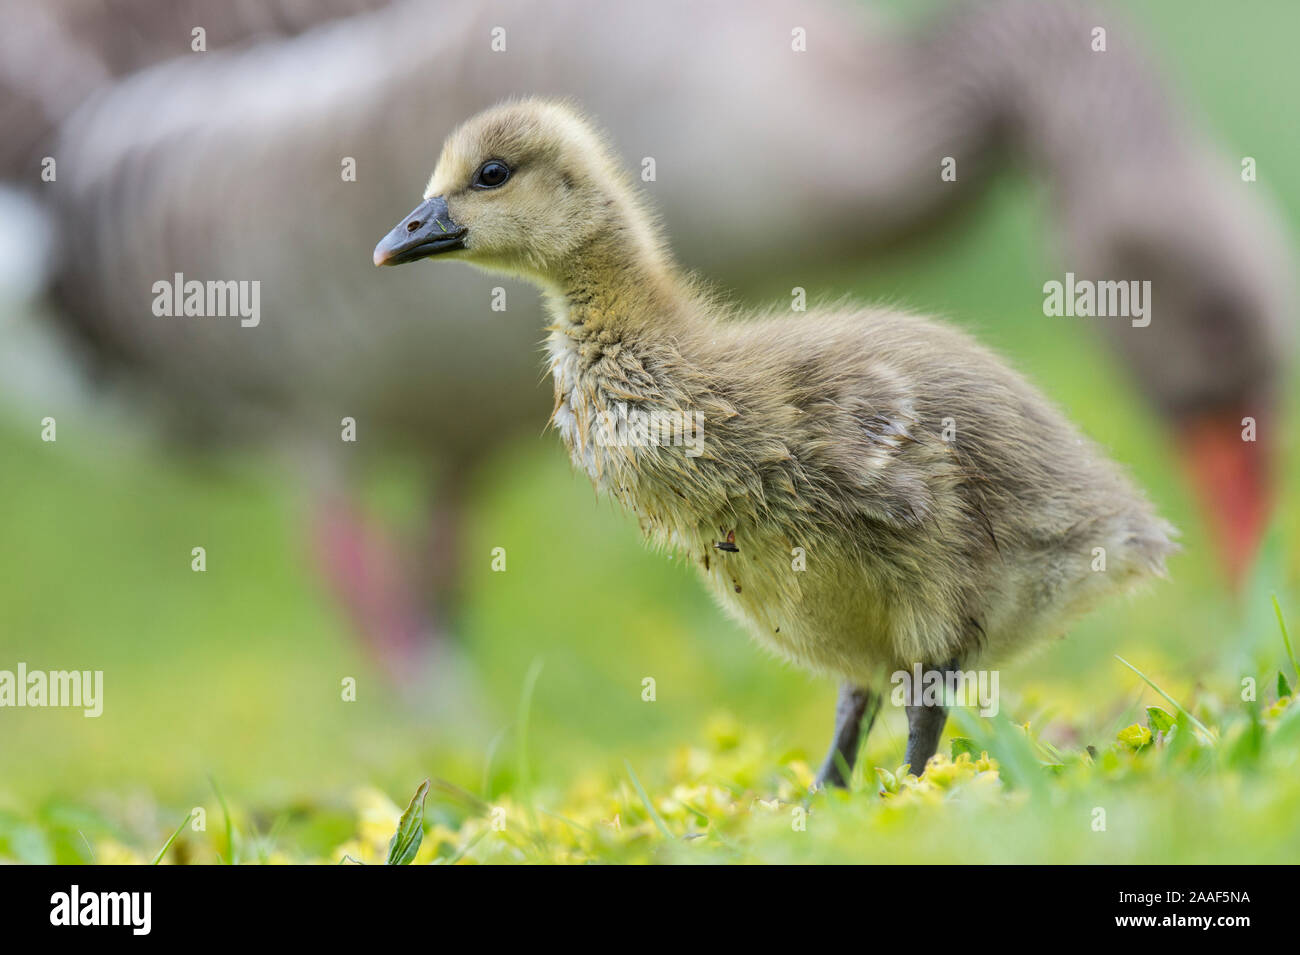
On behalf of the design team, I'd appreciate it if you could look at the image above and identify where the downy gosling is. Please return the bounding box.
[374,100,1176,787]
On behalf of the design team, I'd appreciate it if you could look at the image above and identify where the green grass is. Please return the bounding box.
[21,607,1300,864]
[1,361,1295,863]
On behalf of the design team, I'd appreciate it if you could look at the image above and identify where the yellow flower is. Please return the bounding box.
[1117,723,1153,750]
[351,786,402,849]
[1266,695,1294,720]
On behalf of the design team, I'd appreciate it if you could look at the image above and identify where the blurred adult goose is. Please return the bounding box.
[375,100,1177,782]
[0,0,386,180]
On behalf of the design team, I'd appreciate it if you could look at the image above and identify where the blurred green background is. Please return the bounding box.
[1,0,1297,862]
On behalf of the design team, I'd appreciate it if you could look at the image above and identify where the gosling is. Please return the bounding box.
[374,100,1177,787]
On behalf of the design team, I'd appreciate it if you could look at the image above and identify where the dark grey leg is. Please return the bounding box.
[903,703,948,777]
[903,658,959,776]
[813,682,880,789]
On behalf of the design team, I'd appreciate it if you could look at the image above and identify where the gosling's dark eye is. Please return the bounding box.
[473,160,511,189]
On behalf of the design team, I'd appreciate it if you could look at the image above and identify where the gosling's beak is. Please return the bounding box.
[373,196,466,266]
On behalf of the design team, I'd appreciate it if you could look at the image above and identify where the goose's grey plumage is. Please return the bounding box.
[0,0,387,180]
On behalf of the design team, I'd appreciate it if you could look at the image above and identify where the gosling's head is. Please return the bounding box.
[374,99,659,283]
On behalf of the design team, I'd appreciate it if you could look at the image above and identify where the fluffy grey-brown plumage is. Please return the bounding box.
[376,99,1177,784]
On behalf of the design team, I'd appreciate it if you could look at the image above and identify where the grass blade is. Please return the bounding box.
[151,812,194,865]
[1114,655,1213,741]
[624,760,672,839]
[208,774,235,865]
[1273,595,1299,683]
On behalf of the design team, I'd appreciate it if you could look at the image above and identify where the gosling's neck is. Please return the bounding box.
[540,227,702,493]
[542,228,691,342]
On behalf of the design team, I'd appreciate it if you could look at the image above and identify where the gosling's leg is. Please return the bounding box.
[903,660,959,776]
[904,704,948,777]
[813,682,880,789]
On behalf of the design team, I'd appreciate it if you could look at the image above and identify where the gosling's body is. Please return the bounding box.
[376,99,1176,781]
[548,298,1171,683]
